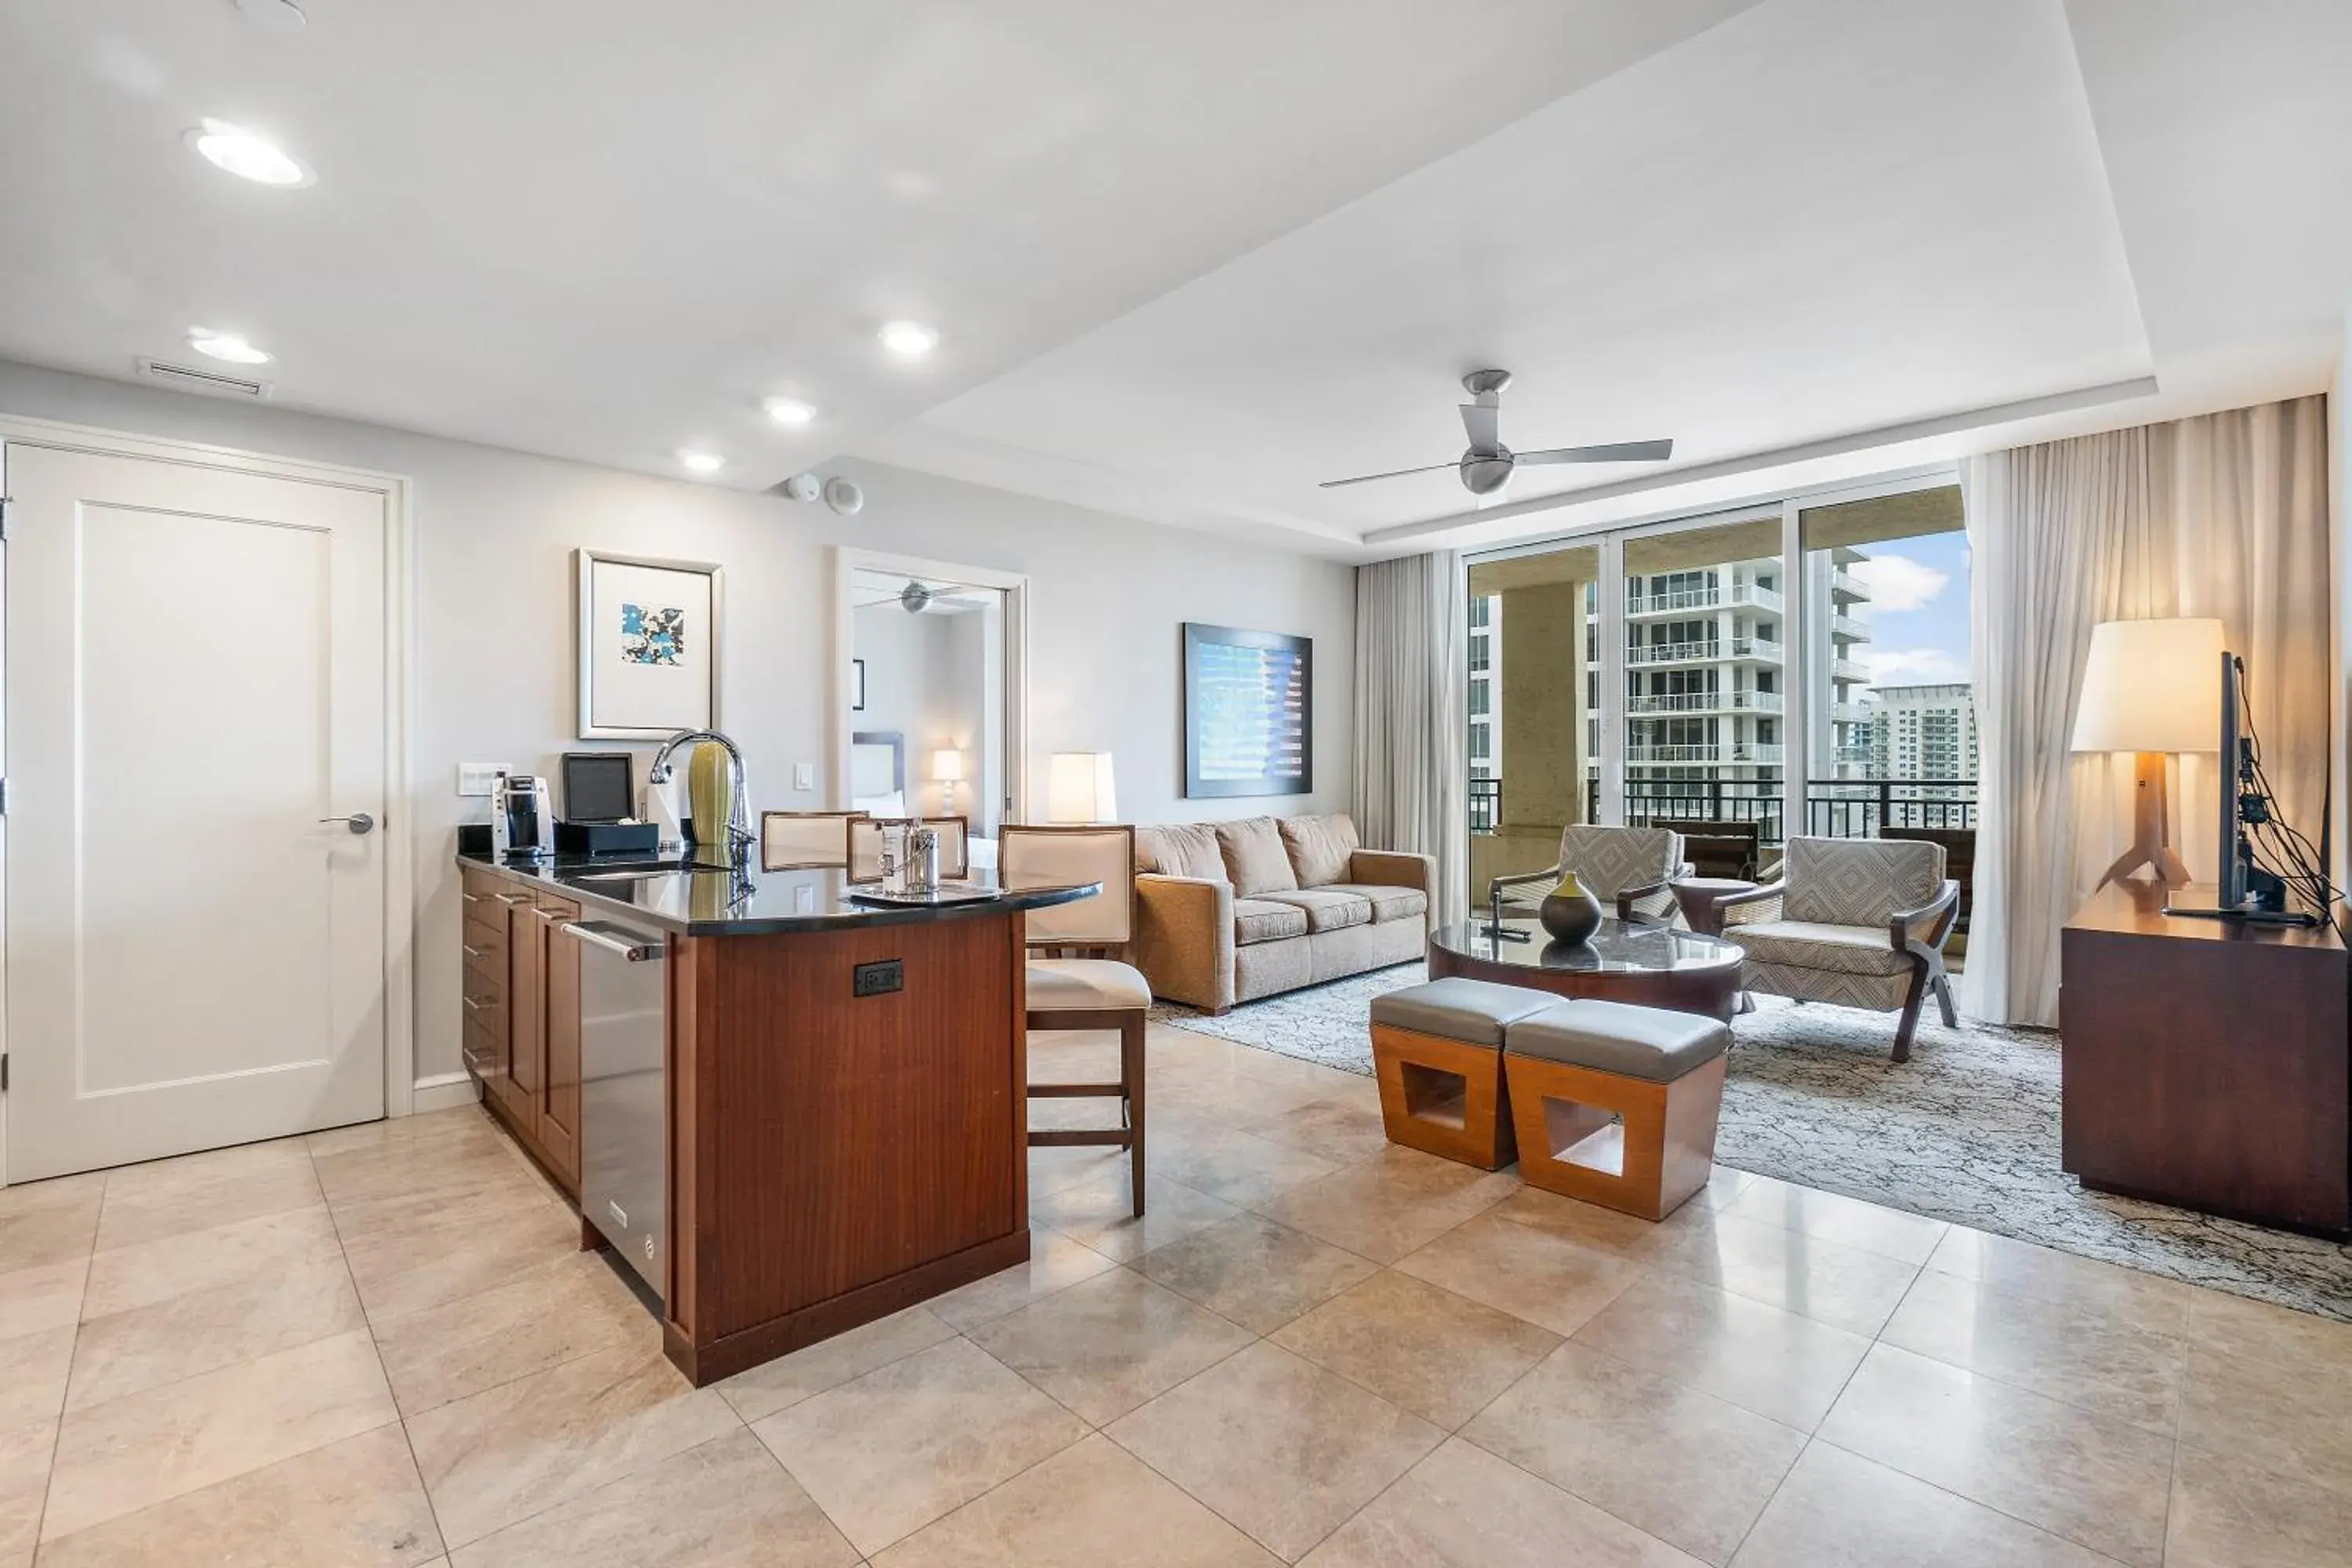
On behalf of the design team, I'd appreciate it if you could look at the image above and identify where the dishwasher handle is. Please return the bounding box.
[561,921,666,962]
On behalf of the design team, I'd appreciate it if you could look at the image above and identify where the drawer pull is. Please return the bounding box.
[463,943,485,958]
[462,892,482,905]
[462,995,497,1013]
[495,892,534,906]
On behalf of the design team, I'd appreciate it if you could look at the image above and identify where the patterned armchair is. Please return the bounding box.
[1713,836,1961,1062]
[1489,824,1690,927]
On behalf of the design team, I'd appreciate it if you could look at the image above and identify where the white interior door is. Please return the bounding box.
[3,441,388,1181]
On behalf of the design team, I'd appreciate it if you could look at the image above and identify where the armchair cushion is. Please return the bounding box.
[1782,836,1945,927]
[1728,920,1911,978]
[1557,823,1684,902]
[1134,822,1227,883]
[1232,898,1310,946]
[1321,883,1428,924]
[1279,813,1360,888]
[1258,887,1374,933]
[1216,817,1300,896]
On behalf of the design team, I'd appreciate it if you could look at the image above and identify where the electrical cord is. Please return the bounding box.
[2234,662,2342,942]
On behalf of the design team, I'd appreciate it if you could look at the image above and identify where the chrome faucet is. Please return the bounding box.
[647,729,754,863]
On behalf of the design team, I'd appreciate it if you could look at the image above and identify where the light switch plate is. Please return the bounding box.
[456,763,505,798]
[793,762,815,791]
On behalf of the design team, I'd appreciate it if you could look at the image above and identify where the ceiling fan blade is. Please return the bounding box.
[1318,460,1461,490]
[1513,438,1675,466]
[1459,402,1501,453]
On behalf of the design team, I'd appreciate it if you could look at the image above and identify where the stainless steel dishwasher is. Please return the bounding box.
[566,918,669,1300]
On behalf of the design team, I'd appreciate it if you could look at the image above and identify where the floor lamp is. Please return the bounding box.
[2071,617,2223,890]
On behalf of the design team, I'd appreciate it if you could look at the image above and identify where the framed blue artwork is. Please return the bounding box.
[576,548,723,739]
[1182,622,1312,798]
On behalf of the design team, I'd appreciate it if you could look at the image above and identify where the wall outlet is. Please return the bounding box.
[456,763,506,798]
[793,762,815,791]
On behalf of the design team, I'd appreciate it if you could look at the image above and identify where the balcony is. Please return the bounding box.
[1621,741,1786,767]
[1733,742,1786,764]
[1625,639,1718,666]
[1831,700,1872,725]
[1832,657,1869,683]
[1835,744,1877,764]
[1622,688,1784,717]
[1730,583,1784,612]
[1831,568,1869,601]
[1626,584,1719,615]
[1831,612,1871,642]
[1727,636,1785,662]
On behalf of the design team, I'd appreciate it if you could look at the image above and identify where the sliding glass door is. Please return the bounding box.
[1465,476,1972,902]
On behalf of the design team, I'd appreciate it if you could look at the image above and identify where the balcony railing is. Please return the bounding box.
[1728,636,1785,662]
[1623,689,1784,716]
[1831,700,1871,725]
[1626,585,1719,615]
[1831,657,1869,683]
[1835,744,1877,764]
[1732,583,1784,612]
[1832,568,1869,600]
[1625,640,1718,666]
[1468,777,1501,833]
[1831,612,1871,642]
[1537,777,1978,846]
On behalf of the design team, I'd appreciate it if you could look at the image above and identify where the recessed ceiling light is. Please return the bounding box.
[764,396,818,427]
[187,329,271,365]
[187,118,313,187]
[678,449,725,475]
[878,320,938,358]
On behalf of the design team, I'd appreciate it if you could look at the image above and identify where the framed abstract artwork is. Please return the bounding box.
[1182,622,1312,798]
[575,549,724,739]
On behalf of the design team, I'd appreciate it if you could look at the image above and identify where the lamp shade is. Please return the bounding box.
[930,748,964,784]
[1045,751,1117,824]
[2070,618,2225,754]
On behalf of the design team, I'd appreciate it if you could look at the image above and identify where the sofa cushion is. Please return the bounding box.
[1782,836,1944,927]
[1279,814,1360,888]
[1505,998,1730,1083]
[1371,977,1558,1047]
[1322,883,1428,924]
[1134,822,1228,883]
[1217,817,1299,896]
[1232,898,1310,946]
[1257,887,1371,933]
[1728,920,1911,978]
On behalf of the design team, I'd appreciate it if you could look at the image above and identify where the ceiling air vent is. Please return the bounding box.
[136,357,273,400]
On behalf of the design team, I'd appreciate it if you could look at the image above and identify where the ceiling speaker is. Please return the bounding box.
[823,477,864,516]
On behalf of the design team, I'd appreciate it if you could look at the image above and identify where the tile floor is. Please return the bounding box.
[0,1023,2346,1565]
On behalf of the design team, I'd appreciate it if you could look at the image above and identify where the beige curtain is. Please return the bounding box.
[1352,551,1469,925]
[1963,394,2331,1026]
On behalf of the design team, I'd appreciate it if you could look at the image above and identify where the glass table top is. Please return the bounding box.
[1429,915,1744,975]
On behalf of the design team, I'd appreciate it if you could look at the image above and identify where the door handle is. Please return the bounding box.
[561,923,664,962]
[319,812,376,836]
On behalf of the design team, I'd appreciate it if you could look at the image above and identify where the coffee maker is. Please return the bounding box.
[489,771,554,860]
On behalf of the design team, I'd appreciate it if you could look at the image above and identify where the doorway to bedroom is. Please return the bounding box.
[836,550,1029,871]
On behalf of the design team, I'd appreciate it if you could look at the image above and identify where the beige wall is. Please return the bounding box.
[0,359,1356,1087]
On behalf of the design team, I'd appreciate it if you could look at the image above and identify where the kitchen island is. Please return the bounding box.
[456,848,1094,1385]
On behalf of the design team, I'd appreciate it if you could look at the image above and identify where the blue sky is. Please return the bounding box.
[1848,529,1970,691]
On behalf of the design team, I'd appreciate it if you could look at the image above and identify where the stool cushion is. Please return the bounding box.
[1028,959,1152,1011]
[1371,978,1559,1048]
[1506,999,1730,1083]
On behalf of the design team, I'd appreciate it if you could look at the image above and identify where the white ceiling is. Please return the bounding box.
[2,0,2347,561]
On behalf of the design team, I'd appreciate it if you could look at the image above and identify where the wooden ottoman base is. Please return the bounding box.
[1503,1052,1726,1221]
[1371,1024,1515,1171]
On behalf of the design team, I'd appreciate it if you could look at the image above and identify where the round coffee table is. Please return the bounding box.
[1427,916,1746,1022]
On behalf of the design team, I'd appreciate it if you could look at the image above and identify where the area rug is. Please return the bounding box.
[1153,965,2352,1323]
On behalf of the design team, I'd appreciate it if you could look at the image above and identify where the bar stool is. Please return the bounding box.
[1000,823,1147,1216]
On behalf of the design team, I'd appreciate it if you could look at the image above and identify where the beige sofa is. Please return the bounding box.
[1129,814,1435,1012]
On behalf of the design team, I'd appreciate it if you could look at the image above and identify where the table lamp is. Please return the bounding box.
[1045,751,1117,824]
[931,748,964,815]
[2071,616,2223,888]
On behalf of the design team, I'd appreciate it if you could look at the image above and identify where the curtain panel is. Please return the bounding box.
[1352,551,1469,926]
[1963,394,2331,1026]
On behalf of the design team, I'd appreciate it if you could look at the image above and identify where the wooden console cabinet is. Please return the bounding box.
[2060,881,2349,1236]
[459,868,582,1195]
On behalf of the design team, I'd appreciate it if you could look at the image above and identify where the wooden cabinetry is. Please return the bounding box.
[2062,881,2348,1236]
[458,868,582,1196]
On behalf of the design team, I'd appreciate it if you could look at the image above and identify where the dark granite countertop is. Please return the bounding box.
[457,849,1097,938]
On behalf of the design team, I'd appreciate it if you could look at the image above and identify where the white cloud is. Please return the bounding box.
[1866,647,1969,688]
[1849,552,1948,612]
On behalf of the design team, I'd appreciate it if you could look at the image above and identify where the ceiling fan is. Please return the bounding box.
[1320,369,1674,496]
